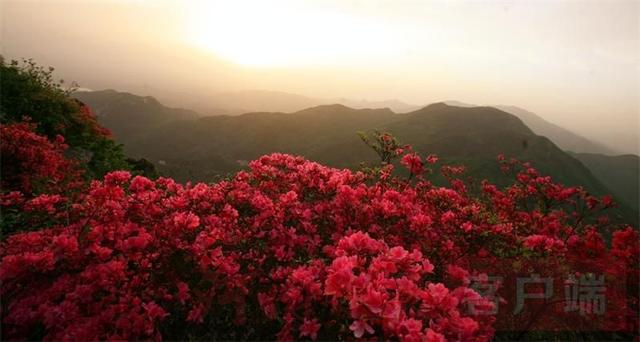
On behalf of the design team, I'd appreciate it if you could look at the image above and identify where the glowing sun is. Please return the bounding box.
[184,0,398,67]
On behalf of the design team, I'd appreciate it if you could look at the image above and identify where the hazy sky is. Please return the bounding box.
[2,0,639,153]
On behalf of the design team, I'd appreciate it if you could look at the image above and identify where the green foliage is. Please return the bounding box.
[0,57,129,178]
[357,130,402,165]
[356,130,403,179]
[1,58,77,137]
[84,138,129,178]
[126,157,159,179]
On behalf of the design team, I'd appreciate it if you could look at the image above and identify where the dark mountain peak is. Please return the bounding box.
[418,102,451,111]
[404,102,534,136]
[295,104,396,117]
[74,90,197,114]
[72,90,199,142]
[296,103,355,113]
[413,101,499,113]
[115,92,160,106]
[75,89,160,106]
[413,101,508,117]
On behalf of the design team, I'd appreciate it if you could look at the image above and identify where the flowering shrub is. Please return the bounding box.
[1,121,84,196]
[75,102,113,139]
[1,59,130,178]
[1,128,638,340]
[1,122,85,237]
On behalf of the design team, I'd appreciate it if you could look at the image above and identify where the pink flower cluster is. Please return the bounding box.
[1,122,83,196]
[1,122,85,236]
[76,104,112,138]
[1,126,638,340]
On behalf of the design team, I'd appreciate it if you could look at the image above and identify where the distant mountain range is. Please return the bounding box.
[73,89,638,224]
[199,89,421,114]
[80,89,622,155]
[493,105,615,155]
[74,89,198,146]
[443,101,616,155]
[169,89,623,155]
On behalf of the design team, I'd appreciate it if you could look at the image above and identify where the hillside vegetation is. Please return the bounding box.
[571,152,639,215]
[75,91,638,223]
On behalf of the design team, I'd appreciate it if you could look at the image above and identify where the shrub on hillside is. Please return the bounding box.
[1,122,86,237]
[0,58,129,178]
